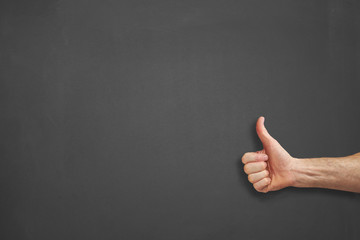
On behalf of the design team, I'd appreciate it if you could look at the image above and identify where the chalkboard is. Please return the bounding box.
[1,0,359,239]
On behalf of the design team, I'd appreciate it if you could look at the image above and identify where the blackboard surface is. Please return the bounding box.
[1,0,360,239]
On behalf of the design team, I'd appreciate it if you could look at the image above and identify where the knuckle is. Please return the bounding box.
[253,184,261,192]
[243,165,249,174]
[248,174,254,183]
[253,182,269,193]
[242,152,250,163]
[241,153,247,164]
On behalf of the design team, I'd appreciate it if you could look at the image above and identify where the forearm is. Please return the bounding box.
[291,152,360,193]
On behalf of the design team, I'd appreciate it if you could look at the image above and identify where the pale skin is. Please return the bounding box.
[242,116,360,193]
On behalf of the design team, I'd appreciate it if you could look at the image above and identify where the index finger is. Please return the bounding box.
[242,152,268,164]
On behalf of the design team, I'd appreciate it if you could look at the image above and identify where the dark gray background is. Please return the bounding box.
[1,0,360,239]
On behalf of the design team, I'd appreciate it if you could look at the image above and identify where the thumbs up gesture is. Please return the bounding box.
[242,116,296,193]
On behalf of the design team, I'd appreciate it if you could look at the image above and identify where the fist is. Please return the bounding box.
[242,116,296,193]
[242,151,271,192]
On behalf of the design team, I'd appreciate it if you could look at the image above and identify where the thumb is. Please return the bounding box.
[256,116,273,145]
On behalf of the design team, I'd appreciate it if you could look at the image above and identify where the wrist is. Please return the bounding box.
[290,157,311,188]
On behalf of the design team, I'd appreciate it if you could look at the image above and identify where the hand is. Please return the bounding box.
[242,116,296,193]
